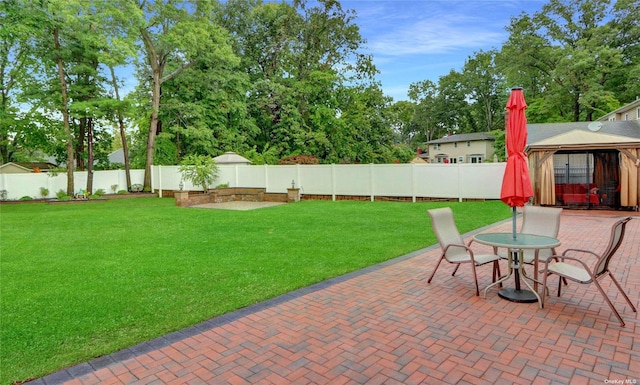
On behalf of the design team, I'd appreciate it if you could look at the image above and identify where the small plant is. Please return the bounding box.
[0,190,7,201]
[19,195,33,201]
[117,189,128,194]
[179,154,219,191]
[58,195,72,201]
[40,187,49,198]
[130,184,143,192]
[88,194,100,200]
[111,184,118,194]
[56,189,69,200]
[94,189,105,197]
[215,183,229,189]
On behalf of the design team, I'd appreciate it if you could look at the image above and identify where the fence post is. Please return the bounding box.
[370,163,374,202]
[158,165,163,198]
[411,163,416,203]
[331,164,336,201]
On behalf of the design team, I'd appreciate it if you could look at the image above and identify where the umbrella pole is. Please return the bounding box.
[512,207,517,240]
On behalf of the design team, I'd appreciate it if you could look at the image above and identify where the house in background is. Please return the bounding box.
[598,98,640,122]
[425,132,495,164]
[0,162,57,174]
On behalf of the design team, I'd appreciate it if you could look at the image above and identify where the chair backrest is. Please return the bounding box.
[594,217,632,276]
[520,206,563,238]
[428,207,466,260]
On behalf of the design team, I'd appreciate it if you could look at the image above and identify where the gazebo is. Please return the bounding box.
[526,120,640,210]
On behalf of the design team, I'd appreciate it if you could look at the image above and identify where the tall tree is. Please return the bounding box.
[137,0,234,191]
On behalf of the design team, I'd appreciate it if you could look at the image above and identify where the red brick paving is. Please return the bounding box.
[31,211,639,385]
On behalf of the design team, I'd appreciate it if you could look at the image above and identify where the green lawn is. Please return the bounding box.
[0,198,509,384]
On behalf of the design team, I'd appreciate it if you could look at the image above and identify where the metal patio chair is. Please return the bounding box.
[427,207,501,296]
[541,217,637,327]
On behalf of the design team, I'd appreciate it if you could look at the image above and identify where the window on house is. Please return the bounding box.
[453,142,457,148]
[434,144,440,150]
[609,117,616,121]
[450,157,457,163]
[469,155,483,163]
[637,108,640,119]
[624,113,629,121]
[466,141,471,147]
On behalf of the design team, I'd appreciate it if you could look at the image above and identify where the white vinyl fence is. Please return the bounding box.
[1,163,506,201]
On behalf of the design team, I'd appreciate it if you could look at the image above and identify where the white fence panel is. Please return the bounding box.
[415,164,461,198]
[333,165,372,196]
[459,163,505,199]
[372,164,413,196]
[297,165,334,195]
[265,165,299,192]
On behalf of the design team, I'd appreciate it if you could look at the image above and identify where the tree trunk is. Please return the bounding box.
[54,27,74,196]
[109,66,131,190]
[143,68,162,192]
[86,117,94,194]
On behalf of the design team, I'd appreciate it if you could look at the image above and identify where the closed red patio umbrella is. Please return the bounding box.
[501,87,533,238]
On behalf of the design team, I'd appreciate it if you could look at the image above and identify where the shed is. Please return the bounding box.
[213,152,252,165]
[526,120,640,210]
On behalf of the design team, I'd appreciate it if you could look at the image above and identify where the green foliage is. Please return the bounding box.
[0,199,509,384]
[39,187,49,198]
[55,189,68,200]
[19,196,33,201]
[117,190,128,194]
[130,184,142,192]
[94,189,105,197]
[0,190,7,201]
[179,154,219,191]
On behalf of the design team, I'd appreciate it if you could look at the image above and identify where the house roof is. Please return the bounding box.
[15,162,57,170]
[527,120,640,151]
[427,132,495,144]
[597,99,640,121]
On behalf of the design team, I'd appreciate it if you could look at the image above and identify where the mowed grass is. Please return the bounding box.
[0,198,509,384]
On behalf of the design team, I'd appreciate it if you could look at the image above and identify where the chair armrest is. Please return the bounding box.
[443,243,472,254]
[544,255,594,274]
[561,248,599,259]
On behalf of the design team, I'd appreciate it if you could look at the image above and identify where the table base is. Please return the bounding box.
[498,288,538,303]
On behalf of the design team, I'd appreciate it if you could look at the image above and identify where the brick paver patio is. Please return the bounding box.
[30,211,639,385]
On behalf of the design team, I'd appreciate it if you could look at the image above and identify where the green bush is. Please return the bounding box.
[58,195,72,201]
[88,194,100,200]
[179,155,219,191]
[94,189,105,197]
[0,190,7,201]
[215,183,229,189]
[39,187,49,198]
[130,184,143,192]
[117,189,128,195]
[19,196,33,201]
[56,189,67,200]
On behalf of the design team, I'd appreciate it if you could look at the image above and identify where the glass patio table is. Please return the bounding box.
[473,233,561,308]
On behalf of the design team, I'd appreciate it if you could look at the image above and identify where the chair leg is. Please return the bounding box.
[592,279,626,327]
[608,274,638,313]
[427,256,445,284]
[470,262,480,297]
[451,264,460,277]
[491,261,503,287]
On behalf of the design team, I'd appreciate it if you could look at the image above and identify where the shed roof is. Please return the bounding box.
[527,120,640,151]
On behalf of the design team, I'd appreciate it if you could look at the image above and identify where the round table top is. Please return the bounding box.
[473,232,561,249]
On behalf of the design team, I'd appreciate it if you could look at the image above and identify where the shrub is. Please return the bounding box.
[0,190,7,201]
[117,189,128,194]
[39,187,49,198]
[111,184,118,194]
[278,154,319,165]
[94,189,105,197]
[215,183,229,189]
[179,155,219,191]
[58,195,72,201]
[130,184,143,192]
[88,194,100,200]
[19,196,33,201]
[56,189,68,200]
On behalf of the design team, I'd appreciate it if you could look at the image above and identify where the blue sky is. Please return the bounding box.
[342,0,547,101]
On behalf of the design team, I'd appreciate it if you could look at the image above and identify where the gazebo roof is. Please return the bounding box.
[213,152,252,164]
